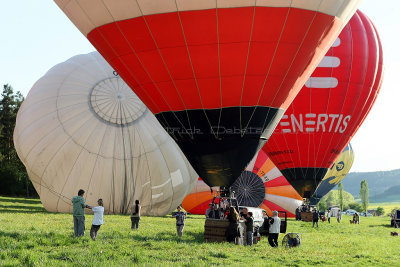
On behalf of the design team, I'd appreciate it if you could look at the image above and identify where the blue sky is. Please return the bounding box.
[1,1,399,172]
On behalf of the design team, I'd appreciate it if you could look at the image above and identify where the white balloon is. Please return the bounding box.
[14,52,198,216]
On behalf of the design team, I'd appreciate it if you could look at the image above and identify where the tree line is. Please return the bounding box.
[317,179,385,216]
[0,84,36,197]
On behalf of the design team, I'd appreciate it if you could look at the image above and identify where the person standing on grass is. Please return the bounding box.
[172,205,186,238]
[131,200,141,230]
[312,209,319,228]
[327,210,331,223]
[295,207,301,221]
[244,212,254,246]
[226,207,240,243]
[72,189,91,236]
[268,211,281,247]
[90,199,104,240]
[337,209,342,223]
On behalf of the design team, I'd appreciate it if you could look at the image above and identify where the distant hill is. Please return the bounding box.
[335,169,400,203]
[371,185,400,203]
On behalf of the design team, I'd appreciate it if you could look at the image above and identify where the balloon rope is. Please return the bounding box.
[33,180,73,207]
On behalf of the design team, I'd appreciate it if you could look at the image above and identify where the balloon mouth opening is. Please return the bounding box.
[230,171,265,207]
[89,77,146,126]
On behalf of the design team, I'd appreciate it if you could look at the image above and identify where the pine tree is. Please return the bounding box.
[0,84,33,196]
[360,179,369,215]
[338,183,344,210]
[0,84,23,161]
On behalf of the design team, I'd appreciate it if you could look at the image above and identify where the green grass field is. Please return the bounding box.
[1,196,399,266]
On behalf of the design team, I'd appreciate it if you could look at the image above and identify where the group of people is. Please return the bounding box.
[240,208,255,246]
[206,203,281,247]
[295,205,312,221]
[71,189,104,240]
[205,201,230,219]
[352,212,360,224]
[327,208,342,223]
[71,189,141,240]
[72,189,187,240]
[295,205,346,226]
[71,190,284,246]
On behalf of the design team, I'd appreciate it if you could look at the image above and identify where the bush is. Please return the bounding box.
[375,207,385,216]
[347,202,363,212]
[0,162,36,197]
[0,163,24,195]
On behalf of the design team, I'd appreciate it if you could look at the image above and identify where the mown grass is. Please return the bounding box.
[1,196,399,266]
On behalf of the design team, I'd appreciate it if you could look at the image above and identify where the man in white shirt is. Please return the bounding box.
[268,210,281,247]
[90,199,104,240]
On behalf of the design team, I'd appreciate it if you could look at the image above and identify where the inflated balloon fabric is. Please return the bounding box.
[55,0,361,188]
[263,10,383,198]
[244,149,303,217]
[310,144,354,204]
[14,52,198,216]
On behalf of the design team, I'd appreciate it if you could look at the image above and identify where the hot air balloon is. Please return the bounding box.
[310,143,354,204]
[263,10,383,198]
[181,178,215,215]
[182,149,303,217]
[55,0,361,189]
[13,52,198,216]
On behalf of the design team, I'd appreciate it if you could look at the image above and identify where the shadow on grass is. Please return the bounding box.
[0,230,24,239]
[0,230,79,242]
[0,197,41,205]
[0,205,46,212]
[0,207,47,214]
[368,224,393,228]
[130,230,205,244]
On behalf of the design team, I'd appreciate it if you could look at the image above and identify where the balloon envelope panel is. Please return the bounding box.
[55,0,361,188]
[181,178,214,215]
[310,144,354,204]
[13,52,198,216]
[263,10,383,198]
